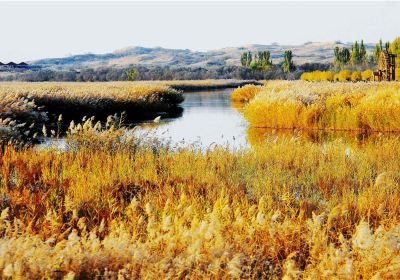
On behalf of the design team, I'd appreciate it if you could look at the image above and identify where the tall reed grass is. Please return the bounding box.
[0,82,185,141]
[0,120,400,278]
[0,82,183,113]
[241,81,400,131]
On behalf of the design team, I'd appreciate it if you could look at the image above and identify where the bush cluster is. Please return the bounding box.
[301,70,375,82]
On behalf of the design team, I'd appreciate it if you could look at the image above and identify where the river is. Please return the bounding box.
[134,88,249,149]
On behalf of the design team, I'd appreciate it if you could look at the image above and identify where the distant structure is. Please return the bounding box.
[0,62,30,69]
[374,50,396,81]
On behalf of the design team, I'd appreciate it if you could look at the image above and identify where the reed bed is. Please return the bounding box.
[0,120,400,278]
[0,82,183,113]
[0,82,184,141]
[231,84,264,102]
[237,81,400,131]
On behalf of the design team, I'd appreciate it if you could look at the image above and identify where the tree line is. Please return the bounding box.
[333,39,395,69]
[240,50,295,73]
[0,63,327,82]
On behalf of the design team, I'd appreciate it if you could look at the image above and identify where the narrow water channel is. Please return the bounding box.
[135,88,250,149]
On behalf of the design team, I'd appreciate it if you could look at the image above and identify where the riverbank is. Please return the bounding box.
[159,79,263,91]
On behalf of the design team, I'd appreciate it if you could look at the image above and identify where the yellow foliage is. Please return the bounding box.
[300,71,334,82]
[351,71,362,82]
[231,84,264,102]
[361,69,374,81]
[301,70,374,82]
[245,81,400,131]
[338,70,352,82]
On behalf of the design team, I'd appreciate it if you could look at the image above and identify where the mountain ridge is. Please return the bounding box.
[31,41,375,69]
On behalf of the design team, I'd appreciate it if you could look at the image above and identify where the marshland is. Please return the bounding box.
[0,79,400,279]
[2,1,400,278]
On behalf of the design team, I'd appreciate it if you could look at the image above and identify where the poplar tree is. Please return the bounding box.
[282,50,295,73]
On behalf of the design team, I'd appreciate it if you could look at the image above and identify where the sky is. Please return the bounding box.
[1,1,399,62]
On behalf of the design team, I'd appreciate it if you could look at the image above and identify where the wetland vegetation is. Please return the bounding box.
[0,79,400,278]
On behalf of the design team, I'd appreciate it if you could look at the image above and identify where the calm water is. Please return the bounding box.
[135,88,250,149]
[40,88,396,150]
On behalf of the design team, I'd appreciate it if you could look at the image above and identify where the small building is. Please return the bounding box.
[374,50,396,81]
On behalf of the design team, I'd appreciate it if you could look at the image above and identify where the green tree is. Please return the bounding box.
[385,41,390,51]
[240,51,253,67]
[246,51,252,67]
[350,40,367,66]
[282,50,295,73]
[125,68,139,81]
[350,41,360,65]
[389,37,400,67]
[240,52,248,67]
[257,50,272,68]
[242,50,272,70]
[373,39,383,64]
[360,40,367,64]
[334,47,350,69]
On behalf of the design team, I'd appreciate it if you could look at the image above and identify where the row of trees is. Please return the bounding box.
[333,40,368,68]
[240,50,295,73]
[333,39,400,69]
[0,62,330,82]
[240,51,273,70]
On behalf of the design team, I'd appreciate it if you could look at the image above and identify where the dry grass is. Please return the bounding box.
[0,120,400,278]
[0,82,183,112]
[231,84,264,102]
[242,81,400,131]
[0,82,184,141]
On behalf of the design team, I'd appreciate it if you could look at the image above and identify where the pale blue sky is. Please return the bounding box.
[1,1,399,62]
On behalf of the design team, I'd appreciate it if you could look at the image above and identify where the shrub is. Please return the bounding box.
[300,72,311,81]
[321,71,335,81]
[334,74,340,81]
[338,70,352,82]
[361,69,374,81]
[231,84,264,102]
[351,71,362,82]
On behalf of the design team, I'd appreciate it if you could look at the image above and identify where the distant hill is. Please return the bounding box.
[31,42,375,69]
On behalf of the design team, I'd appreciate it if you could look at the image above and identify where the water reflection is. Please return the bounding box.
[135,88,250,149]
[247,127,399,147]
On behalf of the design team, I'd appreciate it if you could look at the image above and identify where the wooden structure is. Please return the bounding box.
[374,50,396,81]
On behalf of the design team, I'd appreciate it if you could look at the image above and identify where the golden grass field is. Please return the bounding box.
[0,115,399,278]
[233,81,400,132]
[0,81,400,278]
